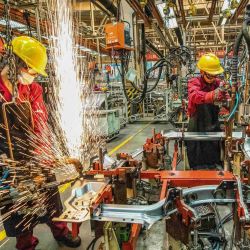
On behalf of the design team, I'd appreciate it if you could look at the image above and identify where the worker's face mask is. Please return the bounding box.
[202,72,217,84]
[18,71,36,85]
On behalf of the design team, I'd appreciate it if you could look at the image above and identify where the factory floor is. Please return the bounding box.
[1,122,171,250]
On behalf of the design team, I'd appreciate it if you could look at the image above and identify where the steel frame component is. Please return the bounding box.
[208,0,217,22]
[177,0,187,27]
[162,131,243,141]
[231,0,249,23]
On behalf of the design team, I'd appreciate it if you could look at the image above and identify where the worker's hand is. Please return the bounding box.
[213,88,224,102]
[219,107,230,118]
[204,88,223,103]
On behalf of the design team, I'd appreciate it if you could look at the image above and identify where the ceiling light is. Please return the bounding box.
[157,4,178,29]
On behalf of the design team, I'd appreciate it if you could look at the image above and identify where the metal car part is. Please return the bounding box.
[53,181,107,223]
[162,131,243,141]
[91,182,246,228]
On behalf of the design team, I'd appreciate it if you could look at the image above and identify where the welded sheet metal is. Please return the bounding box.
[161,130,243,141]
[93,184,237,228]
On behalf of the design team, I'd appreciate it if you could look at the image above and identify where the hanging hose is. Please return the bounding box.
[228,4,250,122]
[231,31,243,84]
[227,92,240,122]
[129,59,172,93]
[119,23,149,104]
[3,0,17,100]
[122,46,193,97]
[242,4,250,53]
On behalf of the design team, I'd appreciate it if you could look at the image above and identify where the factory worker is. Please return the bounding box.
[186,53,227,170]
[0,36,81,249]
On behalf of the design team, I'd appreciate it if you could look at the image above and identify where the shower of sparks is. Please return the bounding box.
[42,0,104,164]
[0,0,105,231]
[45,0,84,159]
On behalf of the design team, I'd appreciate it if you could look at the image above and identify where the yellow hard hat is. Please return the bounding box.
[11,36,48,77]
[197,53,224,75]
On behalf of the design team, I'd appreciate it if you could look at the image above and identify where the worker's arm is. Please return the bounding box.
[188,78,209,104]
[29,83,48,135]
[188,78,223,104]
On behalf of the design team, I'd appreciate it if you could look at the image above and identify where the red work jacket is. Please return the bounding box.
[188,76,220,117]
[0,77,48,135]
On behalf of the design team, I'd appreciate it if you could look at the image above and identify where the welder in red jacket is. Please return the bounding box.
[186,53,226,170]
[0,36,81,249]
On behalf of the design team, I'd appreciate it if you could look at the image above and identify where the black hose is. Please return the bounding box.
[120,24,148,104]
[242,4,250,53]
[216,212,233,232]
[232,31,243,84]
[86,237,98,250]
[120,43,193,102]
[130,59,171,93]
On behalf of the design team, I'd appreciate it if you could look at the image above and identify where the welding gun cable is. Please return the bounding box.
[232,31,243,84]
[242,8,250,54]
[216,212,233,231]
[130,60,171,93]
[122,46,193,96]
[114,51,147,103]
[130,64,164,93]
[227,92,240,122]
[86,237,99,250]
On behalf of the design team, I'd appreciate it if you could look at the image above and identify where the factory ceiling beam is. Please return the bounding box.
[177,0,187,28]
[191,25,242,31]
[126,0,174,48]
[230,0,249,23]
[147,0,164,27]
[152,22,171,48]
[204,7,224,45]
[0,3,109,55]
[208,0,217,22]
[145,39,164,58]
[146,0,175,46]
[126,0,151,27]
[72,1,92,11]
[92,0,118,17]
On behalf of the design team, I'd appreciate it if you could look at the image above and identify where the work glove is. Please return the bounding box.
[204,88,224,103]
[219,107,230,118]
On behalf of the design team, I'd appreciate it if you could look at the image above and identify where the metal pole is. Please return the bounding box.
[97,38,101,67]
[35,7,41,41]
[90,2,95,35]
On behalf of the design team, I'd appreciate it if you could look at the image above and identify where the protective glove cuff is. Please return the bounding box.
[204,91,214,103]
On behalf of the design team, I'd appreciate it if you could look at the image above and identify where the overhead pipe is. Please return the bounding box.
[174,27,183,46]
[126,0,151,26]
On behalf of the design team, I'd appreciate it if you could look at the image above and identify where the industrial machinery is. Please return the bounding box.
[2,2,250,250]
[105,22,132,50]
[50,128,250,250]
[49,5,250,250]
